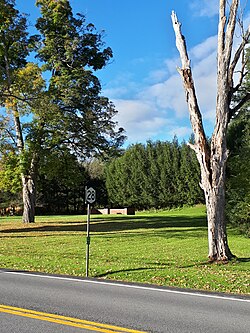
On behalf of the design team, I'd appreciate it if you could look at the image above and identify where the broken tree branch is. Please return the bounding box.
[171,11,208,154]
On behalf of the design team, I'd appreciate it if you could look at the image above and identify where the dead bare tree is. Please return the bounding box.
[171,0,250,262]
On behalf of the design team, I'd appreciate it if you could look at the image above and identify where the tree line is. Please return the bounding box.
[0,138,204,213]
[105,139,204,210]
[1,125,249,235]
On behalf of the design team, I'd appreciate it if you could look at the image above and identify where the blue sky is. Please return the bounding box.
[16,0,250,145]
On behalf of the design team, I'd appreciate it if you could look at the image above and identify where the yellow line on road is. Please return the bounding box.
[0,304,147,333]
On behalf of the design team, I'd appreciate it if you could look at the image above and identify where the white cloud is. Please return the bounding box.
[102,71,140,99]
[141,39,218,123]
[170,126,192,139]
[190,36,217,61]
[103,86,130,99]
[140,75,188,118]
[190,1,250,22]
[164,58,180,74]
[190,0,219,17]
[194,73,217,122]
[191,45,217,122]
[146,69,168,83]
[147,57,180,83]
[113,99,171,143]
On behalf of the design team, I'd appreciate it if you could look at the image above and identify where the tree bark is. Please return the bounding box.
[205,178,234,261]
[12,104,38,223]
[22,174,36,223]
[21,151,39,223]
[170,1,248,261]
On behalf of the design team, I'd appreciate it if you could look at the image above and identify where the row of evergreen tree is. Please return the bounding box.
[105,139,204,210]
[226,111,249,235]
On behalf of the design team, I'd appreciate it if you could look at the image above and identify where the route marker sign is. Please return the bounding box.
[85,187,96,204]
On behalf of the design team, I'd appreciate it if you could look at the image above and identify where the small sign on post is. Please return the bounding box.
[86,187,96,204]
[85,187,96,277]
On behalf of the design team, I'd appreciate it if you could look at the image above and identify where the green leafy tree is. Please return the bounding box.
[37,149,88,214]
[156,141,174,207]
[0,0,42,222]
[145,141,160,208]
[0,151,21,195]
[179,141,204,206]
[126,144,149,209]
[226,113,250,235]
[35,0,125,157]
[0,0,125,222]
[226,46,249,235]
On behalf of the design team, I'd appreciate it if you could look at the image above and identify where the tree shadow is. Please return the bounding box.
[0,215,207,237]
[94,266,161,278]
[93,256,250,279]
[179,258,250,266]
[93,259,214,277]
[235,257,250,263]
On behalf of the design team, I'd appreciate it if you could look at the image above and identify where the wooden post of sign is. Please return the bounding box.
[86,203,90,277]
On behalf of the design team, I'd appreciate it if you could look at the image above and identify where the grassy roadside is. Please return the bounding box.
[0,205,249,294]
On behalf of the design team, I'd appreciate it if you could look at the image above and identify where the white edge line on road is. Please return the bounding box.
[2,270,250,303]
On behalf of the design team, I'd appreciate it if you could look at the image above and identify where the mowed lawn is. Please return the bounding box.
[0,205,249,294]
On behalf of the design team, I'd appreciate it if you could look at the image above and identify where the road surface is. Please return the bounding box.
[0,269,249,332]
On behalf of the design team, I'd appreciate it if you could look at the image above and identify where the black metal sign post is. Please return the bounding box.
[85,187,96,277]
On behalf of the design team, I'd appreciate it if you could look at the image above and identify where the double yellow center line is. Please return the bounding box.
[0,304,147,333]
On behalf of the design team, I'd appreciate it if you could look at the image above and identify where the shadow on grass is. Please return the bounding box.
[178,257,250,266]
[93,256,250,278]
[1,215,207,236]
[236,257,250,263]
[93,259,212,277]
[94,266,161,278]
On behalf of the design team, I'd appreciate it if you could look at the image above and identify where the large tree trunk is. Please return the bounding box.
[12,104,38,223]
[171,1,247,262]
[22,174,36,223]
[205,184,234,261]
[203,140,234,261]
[192,120,234,261]
[21,152,39,223]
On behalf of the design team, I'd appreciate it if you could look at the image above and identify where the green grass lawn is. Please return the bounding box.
[0,205,249,294]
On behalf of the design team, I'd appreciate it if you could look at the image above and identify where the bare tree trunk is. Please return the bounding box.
[204,160,234,261]
[170,0,249,262]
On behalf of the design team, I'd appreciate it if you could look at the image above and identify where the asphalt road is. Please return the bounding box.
[0,269,249,333]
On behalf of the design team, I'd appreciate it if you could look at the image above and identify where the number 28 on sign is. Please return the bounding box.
[85,187,96,204]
